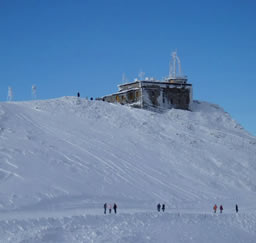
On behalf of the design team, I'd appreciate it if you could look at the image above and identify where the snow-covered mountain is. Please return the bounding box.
[0,97,256,243]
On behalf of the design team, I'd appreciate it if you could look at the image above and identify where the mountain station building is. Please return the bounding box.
[102,52,193,110]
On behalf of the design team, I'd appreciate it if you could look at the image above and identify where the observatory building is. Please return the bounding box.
[102,52,193,110]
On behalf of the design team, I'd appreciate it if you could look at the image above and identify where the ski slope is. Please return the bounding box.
[0,96,256,242]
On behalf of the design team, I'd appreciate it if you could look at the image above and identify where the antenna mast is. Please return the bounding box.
[138,70,145,80]
[169,50,182,79]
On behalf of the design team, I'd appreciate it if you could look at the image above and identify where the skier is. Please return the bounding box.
[157,203,161,212]
[213,204,217,213]
[236,204,239,213]
[77,92,80,98]
[104,203,107,214]
[162,204,165,212]
[220,205,223,213]
[113,203,117,214]
[108,204,112,214]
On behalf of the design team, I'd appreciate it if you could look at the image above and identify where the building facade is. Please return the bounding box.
[102,78,192,110]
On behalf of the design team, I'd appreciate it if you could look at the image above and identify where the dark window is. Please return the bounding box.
[128,92,134,101]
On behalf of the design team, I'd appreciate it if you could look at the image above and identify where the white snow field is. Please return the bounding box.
[0,96,256,243]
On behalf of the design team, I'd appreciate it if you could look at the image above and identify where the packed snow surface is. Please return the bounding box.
[0,97,255,242]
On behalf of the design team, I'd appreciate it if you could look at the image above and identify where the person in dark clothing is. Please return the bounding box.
[220,205,223,213]
[113,203,117,214]
[77,92,80,98]
[90,97,93,100]
[104,203,107,214]
[236,204,239,213]
[162,204,165,212]
[157,203,161,212]
[108,204,112,214]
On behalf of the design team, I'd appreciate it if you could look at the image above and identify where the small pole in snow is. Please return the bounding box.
[7,86,13,101]
[32,85,37,99]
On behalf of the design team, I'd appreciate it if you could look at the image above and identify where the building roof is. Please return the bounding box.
[118,80,192,91]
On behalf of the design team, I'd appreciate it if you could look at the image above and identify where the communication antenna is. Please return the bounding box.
[32,85,37,99]
[169,50,182,79]
[7,86,13,101]
[122,73,128,83]
[138,70,145,80]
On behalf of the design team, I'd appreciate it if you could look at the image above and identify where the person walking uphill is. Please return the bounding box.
[113,203,117,214]
[213,204,217,213]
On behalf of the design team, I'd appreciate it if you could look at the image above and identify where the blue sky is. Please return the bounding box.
[0,0,255,135]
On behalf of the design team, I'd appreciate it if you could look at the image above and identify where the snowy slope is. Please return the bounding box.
[0,97,256,242]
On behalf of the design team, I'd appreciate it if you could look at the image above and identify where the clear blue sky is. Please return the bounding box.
[0,0,255,136]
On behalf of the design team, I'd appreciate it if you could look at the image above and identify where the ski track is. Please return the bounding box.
[14,107,200,203]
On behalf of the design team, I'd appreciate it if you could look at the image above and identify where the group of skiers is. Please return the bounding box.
[104,203,117,214]
[157,203,165,212]
[213,204,239,213]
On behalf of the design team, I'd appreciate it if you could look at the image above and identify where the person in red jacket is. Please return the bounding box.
[213,204,217,213]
